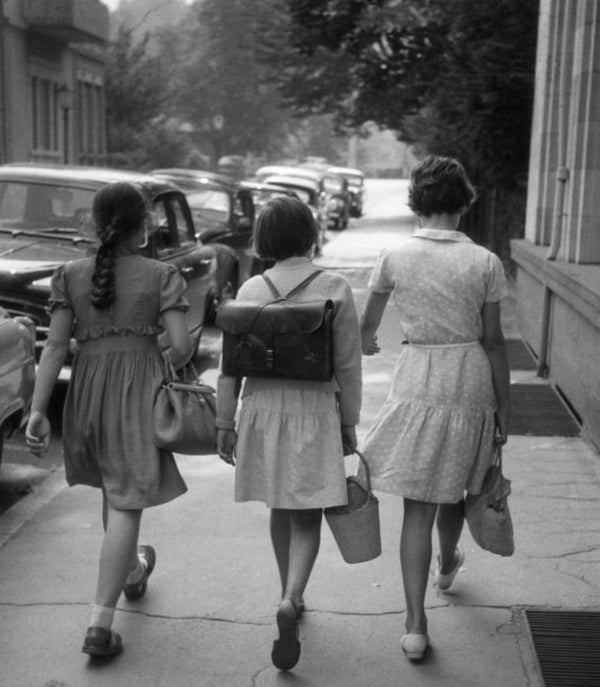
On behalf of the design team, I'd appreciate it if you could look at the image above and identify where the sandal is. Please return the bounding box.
[123,544,156,601]
[400,633,429,661]
[81,626,123,657]
[271,598,301,671]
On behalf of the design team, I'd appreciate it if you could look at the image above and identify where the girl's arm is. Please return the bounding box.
[25,308,73,456]
[481,301,510,443]
[360,291,390,354]
[162,309,192,369]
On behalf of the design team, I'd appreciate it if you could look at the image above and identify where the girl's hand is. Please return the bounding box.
[364,335,381,356]
[25,412,51,457]
[493,408,509,446]
[217,428,237,465]
[341,425,357,456]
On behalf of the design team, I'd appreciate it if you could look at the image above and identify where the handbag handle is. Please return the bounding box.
[162,352,201,385]
[354,449,372,492]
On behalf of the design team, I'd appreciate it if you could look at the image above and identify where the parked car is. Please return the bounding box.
[0,164,240,357]
[240,180,300,210]
[0,306,35,467]
[150,168,266,291]
[327,166,365,217]
[261,175,328,254]
[254,164,348,231]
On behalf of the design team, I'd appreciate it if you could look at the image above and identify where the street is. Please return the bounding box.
[0,178,413,511]
[1,176,599,687]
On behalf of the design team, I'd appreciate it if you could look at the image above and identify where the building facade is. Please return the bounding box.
[0,0,109,166]
[512,0,600,447]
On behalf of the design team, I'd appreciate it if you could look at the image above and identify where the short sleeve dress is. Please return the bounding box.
[49,255,189,509]
[361,228,507,504]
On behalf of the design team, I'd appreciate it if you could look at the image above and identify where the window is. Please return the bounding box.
[31,77,59,154]
[77,79,105,163]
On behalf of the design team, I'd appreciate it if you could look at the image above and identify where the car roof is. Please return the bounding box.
[327,166,365,177]
[255,165,323,181]
[262,175,319,193]
[151,168,236,190]
[0,163,178,197]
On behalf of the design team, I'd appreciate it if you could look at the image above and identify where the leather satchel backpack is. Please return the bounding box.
[216,270,334,381]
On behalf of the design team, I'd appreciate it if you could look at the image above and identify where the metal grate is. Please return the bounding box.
[525,609,600,687]
[508,384,580,436]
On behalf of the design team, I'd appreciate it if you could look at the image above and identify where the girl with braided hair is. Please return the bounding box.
[25,181,192,657]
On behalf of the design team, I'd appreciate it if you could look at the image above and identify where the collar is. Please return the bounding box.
[413,228,472,242]
[271,256,313,269]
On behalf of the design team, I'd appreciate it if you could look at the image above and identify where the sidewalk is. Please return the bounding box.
[1,274,599,687]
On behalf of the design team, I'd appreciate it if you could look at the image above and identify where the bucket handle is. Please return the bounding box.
[354,449,372,492]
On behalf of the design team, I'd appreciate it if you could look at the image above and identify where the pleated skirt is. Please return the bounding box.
[362,343,497,503]
[62,338,187,510]
[235,387,348,509]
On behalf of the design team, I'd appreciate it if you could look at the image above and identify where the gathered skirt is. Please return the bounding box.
[235,387,348,509]
[362,343,497,503]
[63,340,187,510]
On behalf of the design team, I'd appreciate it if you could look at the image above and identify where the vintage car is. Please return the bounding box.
[150,168,266,291]
[254,164,348,231]
[0,307,35,467]
[239,180,300,210]
[261,175,328,254]
[0,164,240,357]
[327,166,365,218]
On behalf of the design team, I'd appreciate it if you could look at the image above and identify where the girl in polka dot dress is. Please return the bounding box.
[360,156,510,661]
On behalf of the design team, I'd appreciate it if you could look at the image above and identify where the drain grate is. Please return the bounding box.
[508,384,580,436]
[525,609,600,687]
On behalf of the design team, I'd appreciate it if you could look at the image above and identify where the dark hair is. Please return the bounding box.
[253,196,318,260]
[90,182,147,309]
[408,155,477,216]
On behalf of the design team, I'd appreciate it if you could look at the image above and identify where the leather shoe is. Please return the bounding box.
[82,626,122,657]
[123,544,156,600]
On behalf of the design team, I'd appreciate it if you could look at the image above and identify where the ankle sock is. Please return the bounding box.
[89,603,115,630]
[125,557,147,586]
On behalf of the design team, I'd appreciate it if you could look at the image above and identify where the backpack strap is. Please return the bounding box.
[262,270,323,300]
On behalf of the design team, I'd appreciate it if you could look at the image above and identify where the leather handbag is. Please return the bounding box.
[465,446,514,556]
[216,271,334,382]
[153,356,217,455]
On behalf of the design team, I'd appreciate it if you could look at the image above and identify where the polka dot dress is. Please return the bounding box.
[361,228,507,504]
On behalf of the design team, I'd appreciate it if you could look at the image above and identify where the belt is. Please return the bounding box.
[403,340,479,349]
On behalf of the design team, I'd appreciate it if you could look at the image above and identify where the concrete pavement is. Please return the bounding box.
[1,272,599,687]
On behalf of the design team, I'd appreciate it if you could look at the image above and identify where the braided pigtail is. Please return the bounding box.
[91,222,120,308]
[89,182,147,309]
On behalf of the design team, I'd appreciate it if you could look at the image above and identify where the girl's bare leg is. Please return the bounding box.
[436,500,465,573]
[270,509,291,597]
[94,505,142,608]
[400,498,437,635]
[280,509,322,607]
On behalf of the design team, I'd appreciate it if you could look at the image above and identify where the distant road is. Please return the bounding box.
[317,178,415,269]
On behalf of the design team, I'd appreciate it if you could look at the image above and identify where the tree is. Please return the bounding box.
[269,0,539,256]
[105,25,189,169]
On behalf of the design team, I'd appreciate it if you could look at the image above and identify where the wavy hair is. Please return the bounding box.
[408,156,477,216]
[90,182,147,309]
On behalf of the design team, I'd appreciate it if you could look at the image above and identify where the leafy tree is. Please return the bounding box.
[269,0,539,256]
[105,25,188,169]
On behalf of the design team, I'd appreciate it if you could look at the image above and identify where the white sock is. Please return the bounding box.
[89,604,115,630]
[125,557,147,586]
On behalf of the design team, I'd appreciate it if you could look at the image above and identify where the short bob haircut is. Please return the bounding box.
[408,155,477,216]
[253,196,319,260]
